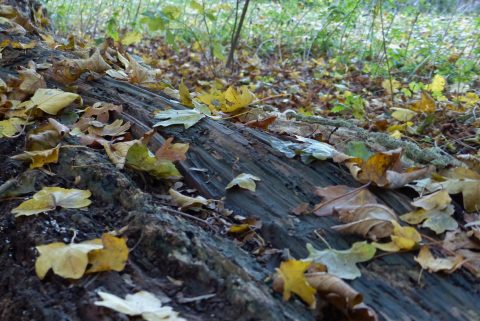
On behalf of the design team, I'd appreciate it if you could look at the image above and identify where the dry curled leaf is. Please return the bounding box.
[332,204,397,240]
[53,49,111,83]
[169,188,208,210]
[11,144,60,168]
[345,148,429,188]
[414,245,464,273]
[155,137,189,162]
[313,185,377,217]
[225,173,261,192]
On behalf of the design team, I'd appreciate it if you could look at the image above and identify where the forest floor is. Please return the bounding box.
[1,2,480,321]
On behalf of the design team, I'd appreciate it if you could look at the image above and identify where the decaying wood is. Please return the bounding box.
[0,3,479,321]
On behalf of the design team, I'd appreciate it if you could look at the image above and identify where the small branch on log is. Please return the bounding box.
[294,114,463,168]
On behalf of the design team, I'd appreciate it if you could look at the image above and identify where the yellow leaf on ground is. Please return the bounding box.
[373,220,421,252]
[0,118,24,137]
[11,145,60,168]
[12,186,91,217]
[276,259,317,308]
[35,241,103,279]
[414,245,463,273]
[223,86,255,112]
[225,173,261,192]
[169,188,208,210]
[179,79,193,107]
[411,91,435,113]
[86,233,129,273]
[391,108,417,122]
[345,148,429,188]
[22,88,82,115]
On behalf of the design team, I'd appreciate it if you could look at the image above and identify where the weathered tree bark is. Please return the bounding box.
[0,2,479,321]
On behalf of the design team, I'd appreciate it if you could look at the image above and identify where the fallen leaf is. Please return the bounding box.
[245,115,277,130]
[11,144,60,168]
[87,119,131,137]
[414,245,463,273]
[35,241,103,279]
[169,188,208,210]
[155,137,189,162]
[400,190,458,234]
[431,168,480,213]
[223,85,255,112]
[274,259,317,308]
[21,88,82,115]
[103,140,138,168]
[94,290,186,321]
[332,204,397,240]
[86,233,129,273]
[0,117,24,137]
[125,143,181,179]
[179,79,193,107]
[153,106,208,129]
[411,91,435,113]
[306,242,376,279]
[373,220,421,252]
[391,108,417,122]
[345,148,429,188]
[313,185,377,216]
[12,187,92,217]
[225,173,261,192]
[53,49,111,83]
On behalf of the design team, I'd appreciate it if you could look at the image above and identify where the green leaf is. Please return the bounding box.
[400,205,458,234]
[306,241,376,280]
[126,143,181,179]
[345,141,372,160]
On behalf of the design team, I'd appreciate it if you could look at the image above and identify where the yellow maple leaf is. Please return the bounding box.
[86,233,129,273]
[223,86,255,112]
[276,259,317,308]
[35,241,103,279]
[12,187,91,217]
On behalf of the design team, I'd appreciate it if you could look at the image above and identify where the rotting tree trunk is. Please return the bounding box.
[1,2,480,321]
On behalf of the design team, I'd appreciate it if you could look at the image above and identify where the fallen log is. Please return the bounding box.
[0,2,479,321]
